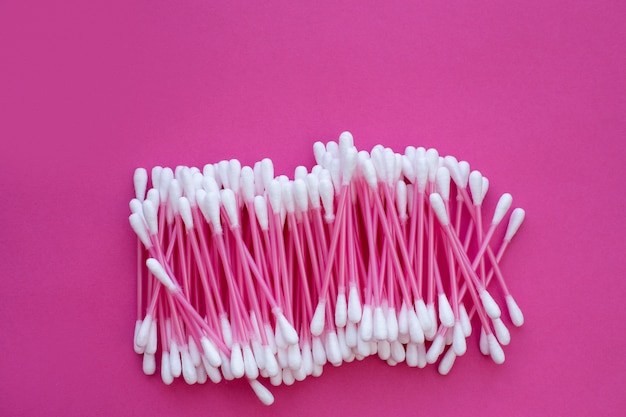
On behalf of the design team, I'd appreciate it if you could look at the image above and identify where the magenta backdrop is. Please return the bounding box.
[1,0,625,416]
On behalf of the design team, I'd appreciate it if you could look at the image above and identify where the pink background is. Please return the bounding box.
[1,0,625,415]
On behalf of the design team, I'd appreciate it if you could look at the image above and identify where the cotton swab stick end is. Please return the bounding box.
[276,313,299,345]
[146,258,179,292]
[335,292,348,328]
[488,334,505,364]
[347,285,362,322]
[506,295,525,327]
[453,322,467,356]
[493,317,511,346]
[469,171,484,205]
[133,168,148,201]
[437,294,455,328]
[249,379,275,406]
[438,348,457,375]
[505,208,526,241]
[253,195,269,231]
[310,302,326,337]
[492,193,513,225]
[200,337,222,367]
[143,353,156,375]
[429,193,450,226]
[479,290,502,319]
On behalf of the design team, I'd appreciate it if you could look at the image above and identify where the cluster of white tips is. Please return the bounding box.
[129,131,526,405]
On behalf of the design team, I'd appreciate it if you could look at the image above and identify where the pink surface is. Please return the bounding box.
[1,0,625,415]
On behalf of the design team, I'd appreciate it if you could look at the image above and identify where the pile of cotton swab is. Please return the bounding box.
[129,132,525,405]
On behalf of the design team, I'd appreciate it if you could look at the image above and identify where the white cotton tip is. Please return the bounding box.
[326,140,339,157]
[276,313,299,345]
[415,299,433,333]
[481,177,490,200]
[341,147,359,185]
[202,163,215,179]
[301,344,313,374]
[459,303,472,336]
[142,353,156,375]
[345,320,358,347]
[220,351,234,380]
[429,193,450,226]
[133,168,148,201]
[142,200,159,236]
[251,340,265,371]
[373,306,388,341]
[200,336,222,367]
[386,308,399,342]
[310,302,326,337]
[438,294,455,328]
[362,159,379,190]
[168,179,183,216]
[243,344,260,379]
[282,368,295,385]
[287,344,302,370]
[249,379,275,406]
[227,159,242,192]
[161,351,174,385]
[395,181,408,222]
[339,131,354,151]
[312,336,327,365]
[281,181,295,214]
[356,333,370,357]
[382,148,396,186]
[438,348,457,376]
[506,295,525,327]
[269,370,282,386]
[219,315,233,348]
[488,333,505,364]
[146,258,178,292]
[159,167,174,203]
[425,148,439,182]
[337,328,352,361]
[136,314,152,348]
[443,156,462,186]
[405,342,418,367]
[204,191,222,234]
[178,197,194,230]
[188,336,201,367]
[150,166,163,189]
[182,348,198,384]
[253,162,265,195]
[493,317,511,346]
[415,157,428,193]
[347,285,362,322]
[305,174,321,209]
[407,308,425,344]
[402,155,416,183]
[335,291,348,328]
[377,340,391,361]
[146,188,160,211]
[293,179,309,213]
[146,320,158,354]
[480,289,502,319]
[359,305,373,341]
[455,161,469,187]
[267,179,282,214]
[264,346,279,377]
[313,141,326,166]
[196,364,208,384]
[295,364,308,381]
[220,189,239,228]
[129,198,143,216]
[492,193,513,225]
[325,332,342,366]
[253,195,269,231]
[274,325,286,350]
[479,327,489,355]
[202,175,219,195]
[436,167,451,201]
[216,160,229,189]
[241,166,256,203]
[505,208,526,242]
[469,171,484,205]
[319,178,335,222]
[133,320,144,354]
[169,340,182,378]
[328,158,342,192]
[312,363,323,377]
[398,302,409,335]
[230,343,245,378]
[129,213,152,249]
[453,322,467,356]
[426,334,445,364]
[257,158,272,189]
